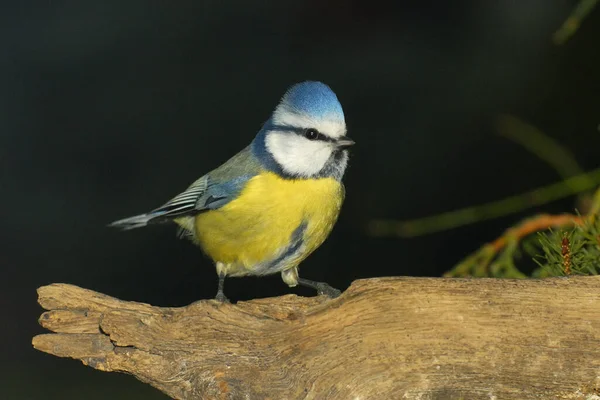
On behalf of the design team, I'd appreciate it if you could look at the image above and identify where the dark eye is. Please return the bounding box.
[304,128,320,140]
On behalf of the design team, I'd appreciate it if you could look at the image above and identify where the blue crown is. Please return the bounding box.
[279,81,344,121]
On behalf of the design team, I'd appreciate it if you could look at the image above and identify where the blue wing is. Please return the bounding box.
[109,146,261,230]
[154,173,254,219]
[108,174,254,231]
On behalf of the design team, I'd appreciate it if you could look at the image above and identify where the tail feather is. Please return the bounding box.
[108,212,163,230]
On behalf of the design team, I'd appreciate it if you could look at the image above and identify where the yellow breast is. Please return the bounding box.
[192,171,344,276]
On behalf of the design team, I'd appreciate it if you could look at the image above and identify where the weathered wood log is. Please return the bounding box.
[33,277,600,399]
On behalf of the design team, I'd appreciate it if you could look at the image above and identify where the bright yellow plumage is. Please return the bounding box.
[191,171,344,277]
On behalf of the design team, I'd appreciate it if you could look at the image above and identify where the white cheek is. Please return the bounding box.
[266,133,333,177]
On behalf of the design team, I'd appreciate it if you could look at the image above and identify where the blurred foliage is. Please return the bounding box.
[441,136,600,278]
[496,114,590,188]
[444,213,582,278]
[444,201,600,279]
[445,188,600,278]
[372,112,600,279]
[369,0,599,240]
[369,110,600,240]
[368,141,600,239]
[553,0,598,45]
[370,1,600,278]
[370,106,600,279]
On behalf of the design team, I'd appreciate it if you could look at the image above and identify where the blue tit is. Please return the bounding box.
[110,81,354,302]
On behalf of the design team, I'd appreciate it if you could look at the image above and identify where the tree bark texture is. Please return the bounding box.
[32,277,600,399]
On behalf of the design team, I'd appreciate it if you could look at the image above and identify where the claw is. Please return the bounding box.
[214,292,230,303]
[316,283,342,298]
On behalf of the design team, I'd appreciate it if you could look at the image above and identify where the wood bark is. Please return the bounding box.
[33,277,600,399]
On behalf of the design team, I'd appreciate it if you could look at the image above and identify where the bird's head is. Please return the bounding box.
[253,81,354,180]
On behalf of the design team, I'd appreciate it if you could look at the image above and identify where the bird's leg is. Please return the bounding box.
[297,278,342,298]
[215,274,230,302]
[214,263,230,303]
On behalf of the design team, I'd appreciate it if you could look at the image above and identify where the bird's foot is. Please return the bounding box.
[214,291,230,303]
[315,283,342,298]
[297,278,342,298]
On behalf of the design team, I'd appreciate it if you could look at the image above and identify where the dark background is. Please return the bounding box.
[2,1,599,398]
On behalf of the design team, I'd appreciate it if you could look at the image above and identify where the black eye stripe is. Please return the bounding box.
[269,124,334,142]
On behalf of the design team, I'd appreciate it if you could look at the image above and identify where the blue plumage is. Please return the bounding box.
[279,81,344,121]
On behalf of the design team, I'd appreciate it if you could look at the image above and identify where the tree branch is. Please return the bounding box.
[33,278,600,399]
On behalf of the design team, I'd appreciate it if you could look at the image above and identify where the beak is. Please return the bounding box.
[336,136,355,149]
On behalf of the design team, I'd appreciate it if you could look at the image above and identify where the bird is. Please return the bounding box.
[109,81,354,302]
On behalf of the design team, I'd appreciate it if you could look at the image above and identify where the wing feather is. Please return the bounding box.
[109,146,262,230]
